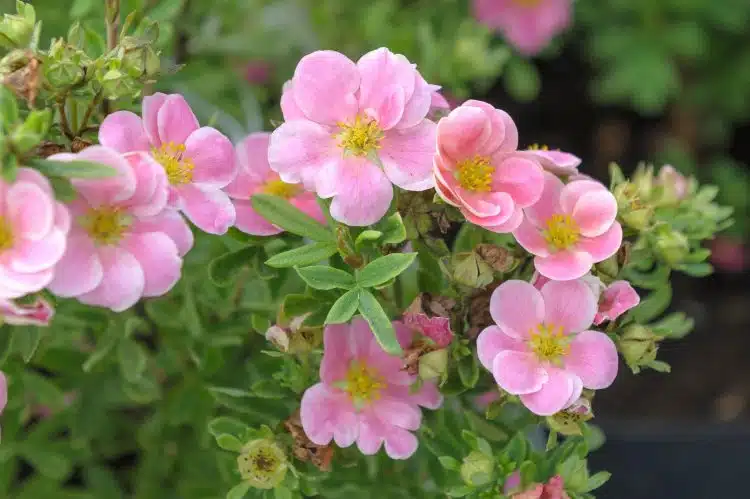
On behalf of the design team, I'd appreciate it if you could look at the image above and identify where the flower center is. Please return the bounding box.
[343,360,385,407]
[335,115,383,157]
[528,143,549,151]
[528,323,569,364]
[0,217,14,252]
[511,0,543,7]
[81,206,131,245]
[456,156,494,192]
[262,179,300,199]
[543,214,580,250]
[152,142,195,185]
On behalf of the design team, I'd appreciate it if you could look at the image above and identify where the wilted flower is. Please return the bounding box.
[0,297,54,326]
[460,450,495,486]
[237,438,288,489]
[594,281,640,325]
[617,324,659,371]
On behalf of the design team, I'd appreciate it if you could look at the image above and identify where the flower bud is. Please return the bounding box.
[475,243,516,273]
[614,183,653,231]
[237,438,288,490]
[546,397,593,436]
[656,165,689,205]
[631,164,655,200]
[618,324,658,371]
[654,228,690,266]
[98,66,138,100]
[418,348,448,380]
[265,325,289,353]
[460,450,494,487]
[67,22,84,48]
[0,1,36,50]
[452,251,494,288]
[45,58,84,88]
[12,108,51,153]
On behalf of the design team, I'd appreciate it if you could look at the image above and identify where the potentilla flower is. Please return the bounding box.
[512,475,570,499]
[514,172,622,280]
[0,168,69,300]
[656,164,689,202]
[300,318,443,459]
[434,100,544,232]
[594,280,639,325]
[0,296,54,326]
[99,93,237,234]
[522,145,581,176]
[47,146,192,312]
[477,280,618,416]
[473,0,572,56]
[224,133,324,235]
[270,48,437,226]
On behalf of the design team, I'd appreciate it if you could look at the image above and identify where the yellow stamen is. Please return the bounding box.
[528,143,549,151]
[529,323,569,364]
[456,156,495,192]
[512,0,543,7]
[152,142,195,185]
[80,206,131,245]
[0,217,14,252]
[263,179,300,199]
[335,115,383,157]
[543,214,580,250]
[343,360,385,407]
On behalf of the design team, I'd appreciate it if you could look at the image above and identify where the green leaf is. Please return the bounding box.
[274,487,293,499]
[583,471,611,492]
[227,482,251,499]
[458,353,480,388]
[650,312,694,339]
[628,284,672,323]
[358,290,401,355]
[265,241,338,268]
[377,212,407,245]
[438,456,460,470]
[208,386,255,398]
[208,246,258,287]
[208,417,251,439]
[18,447,73,481]
[504,57,540,102]
[446,486,472,497]
[281,294,322,318]
[676,262,714,277]
[295,265,355,290]
[117,339,148,383]
[252,194,332,242]
[647,360,671,373]
[354,230,383,251]
[11,326,42,362]
[0,86,19,127]
[27,158,118,178]
[325,288,360,324]
[216,434,244,452]
[47,176,77,202]
[357,253,417,288]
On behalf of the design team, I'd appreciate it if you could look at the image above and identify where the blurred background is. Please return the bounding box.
[6,0,750,497]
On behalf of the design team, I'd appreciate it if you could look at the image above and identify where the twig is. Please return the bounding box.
[57,100,74,140]
[77,91,102,136]
[103,0,120,115]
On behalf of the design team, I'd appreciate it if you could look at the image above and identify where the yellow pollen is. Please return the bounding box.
[512,0,543,7]
[529,323,569,364]
[262,179,300,199]
[0,217,14,252]
[335,115,383,157]
[456,156,495,192]
[81,206,131,245]
[528,143,549,151]
[344,361,385,406]
[543,214,580,250]
[152,142,195,185]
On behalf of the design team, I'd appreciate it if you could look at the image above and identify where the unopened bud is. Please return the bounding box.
[237,438,288,490]
[452,251,494,288]
[656,165,689,205]
[418,348,448,380]
[654,228,690,266]
[546,398,593,436]
[460,451,495,487]
[0,1,36,50]
[614,183,653,231]
[618,324,659,371]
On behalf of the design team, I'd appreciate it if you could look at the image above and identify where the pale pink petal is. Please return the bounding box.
[349,317,377,359]
[491,154,544,207]
[489,280,545,339]
[540,279,597,334]
[429,86,450,110]
[317,157,393,227]
[519,367,576,416]
[184,127,236,188]
[410,382,443,410]
[463,100,518,155]
[534,251,593,281]
[235,133,273,183]
[523,149,580,176]
[477,325,527,370]
[47,234,103,297]
[130,210,193,257]
[559,180,606,214]
[98,111,150,153]
[232,199,282,236]
[122,232,181,297]
[291,50,360,125]
[565,330,619,389]
[594,281,640,325]
[513,218,550,257]
[398,73,433,129]
[524,171,563,227]
[8,229,66,273]
[383,425,419,459]
[380,120,436,191]
[301,383,358,446]
[365,85,405,130]
[436,106,492,162]
[63,146,137,207]
[437,171,505,218]
[77,246,145,312]
[576,222,622,262]
[320,324,353,384]
[482,204,525,233]
[268,120,337,190]
[280,81,306,121]
[54,202,71,234]
[290,195,326,225]
[492,350,549,395]
[356,410,385,455]
[156,94,200,146]
[0,267,53,298]
[177,184,236,235]
[142,92,168,146]
[357,49,415,118]
[6,181,54,241]
[570,190,617,238]
[565,375,584,409]
[433,167,461,207]
[122,152,168,217]
[0,297,54,326]
[15,167,53,196]
[372,396,421,430]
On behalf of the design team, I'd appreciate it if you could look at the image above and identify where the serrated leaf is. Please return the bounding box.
[325,288,360,324]
[265,241,338,268]
[358,290,401,355]
[252,194,332,242]
[295,266,355,290]
[357,253,416,288]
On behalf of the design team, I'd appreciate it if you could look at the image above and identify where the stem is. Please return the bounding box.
[77,91,103,136]
[103,0,120,115]
[57,100,74,140]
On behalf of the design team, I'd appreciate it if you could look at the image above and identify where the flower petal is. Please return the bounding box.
[491,154,544,207]
[63,146,137,207]
[184,127,237,188]
[436,106,492,163]
[534,250,593,281]
[565,330,619,389]
[301,383,358,446]
[540,279,597,334]
[268,120,336,190]
[6,181,54,241]
[477,325,527,370]
[372,396,421,430]
[99,111,150,153]
[492,350,549,395]
[232,199,282,236]
[8,228,66,273]
[571,190,618,237]
[524,171,564,227]
[77,246,144,312]
[383,425,419,460]
[121,232,182,297]
[519,367,576,416]
[177,184,236,235]
[489,280,545,339]
[123,152,168,217]
[513,218,550,257]
[47,234,103,297]
[234,133,273,185]
[576,222,622,262]
[320,324,353,384]
[357,48,415,126]
[398,73,432,129]
[142,92,168,146]
[291,50,360,125]
[156,94,200,146]
[130,210,193,257]
[380,120,436,191]
[523,149,580,176]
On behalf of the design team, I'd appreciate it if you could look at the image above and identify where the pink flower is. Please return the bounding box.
[514,173,622,280]
[710,237,747,273]
[474,389,501,410]
[657,165,688,201]
[521,146,581,176]
[99,93,237,234]
[594,280,639,325]
[270,48,437,226]
[300,318,443,459]
[0,296,54,326]
[403,312,453,348]
[0,168,69,300]
[473,0,572,56]
[429,85,451,112]
[505,471,522,493]
[434,100,544,233]
[47,146,193,312]
[477,279,618,416]
[224,133,325,235]
[512,475,570,499]
[245,60,272,85]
